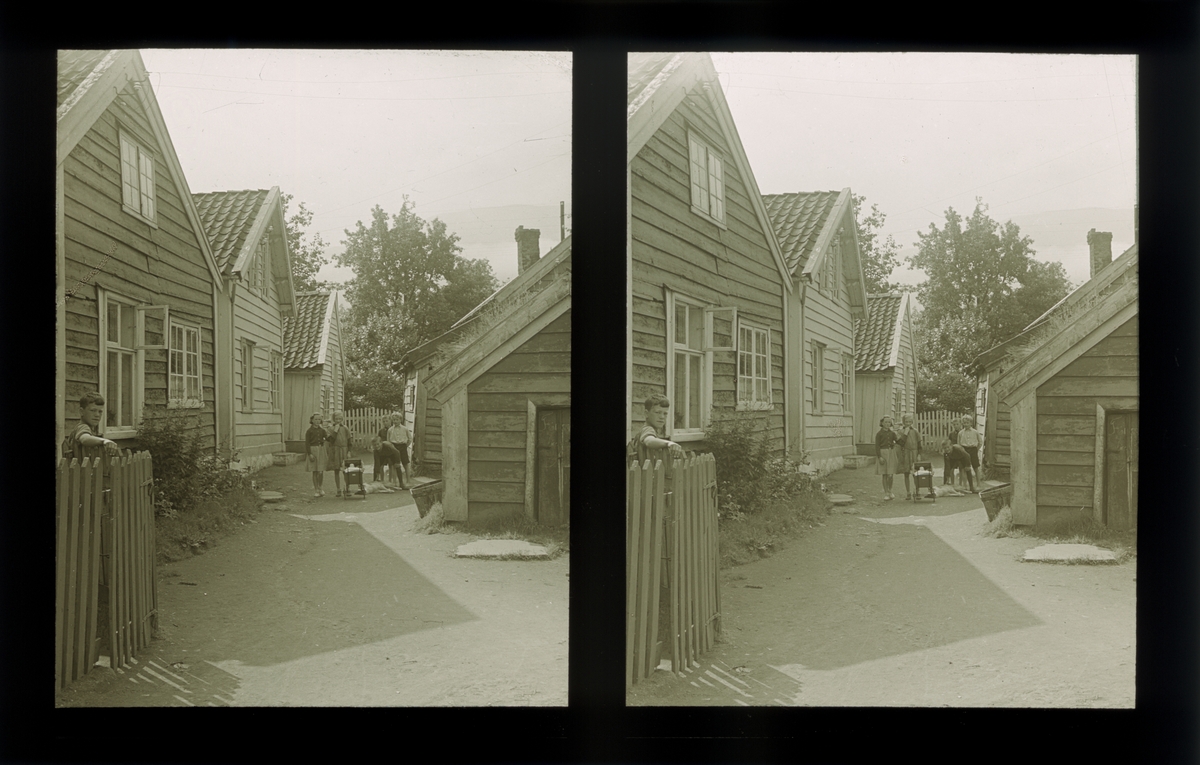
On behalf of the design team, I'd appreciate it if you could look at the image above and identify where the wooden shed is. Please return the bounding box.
[763,190,869,470]
[56,50,225,459]
[281,291,347,451]
[853,293,918,454]
[991,236,1138,530]
[421,236,572,526]
[627,53,791,454]
[193,188,296,468]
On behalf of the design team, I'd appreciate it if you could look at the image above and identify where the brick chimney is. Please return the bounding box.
[515,226,541,276]
[1086,229,1112,279]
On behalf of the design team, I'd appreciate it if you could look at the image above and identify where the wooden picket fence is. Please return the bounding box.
[627,453,720,689]
[916,410,970,442]
[344,406,395,449]
[55,451,158,690]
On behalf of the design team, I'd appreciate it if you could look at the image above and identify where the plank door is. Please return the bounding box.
[1105,411,1138,530]
[536,408,570,527]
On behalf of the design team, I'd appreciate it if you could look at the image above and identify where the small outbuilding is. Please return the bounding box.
[990,231,1138,530]
[420,232,572,527]
[853,292,918,455]
[281,291,347,452]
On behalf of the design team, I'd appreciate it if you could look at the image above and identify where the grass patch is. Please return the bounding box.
[982,505,1136,563]
[411,502,568,558]
[719,488,829,568]
[155,483,263,563]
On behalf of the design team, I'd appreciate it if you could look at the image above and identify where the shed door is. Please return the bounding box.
[1105,412,1138,530]
[536,408,570,527]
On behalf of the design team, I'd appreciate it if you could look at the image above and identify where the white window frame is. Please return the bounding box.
[736,320,772,411]
[250,235,270,296]
[812,341,826,414]
[270,350,283,412]
[99,293,170,438]
[665,289,739,440]
[687,131,726,227]
[118,129,157,226]
[405,382,416,416]
[842,353,853,414]
[240,340,256,413]
[168,321,203,409]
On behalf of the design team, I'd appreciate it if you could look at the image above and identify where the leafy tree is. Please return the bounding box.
[908,199,1071,392]
[335,198,499,410]
[852,194,902,294]
[281,193,331,292]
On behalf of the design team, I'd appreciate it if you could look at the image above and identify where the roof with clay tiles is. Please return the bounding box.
[856,293,906,373]
[192,189,271,273]
[282,292,333,369]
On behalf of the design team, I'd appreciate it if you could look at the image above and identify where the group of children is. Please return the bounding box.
[305,410,411,498]
[874,414,980,500]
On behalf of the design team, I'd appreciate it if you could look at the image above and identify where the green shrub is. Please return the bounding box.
[135,409,255,517]
[703,413,820,519]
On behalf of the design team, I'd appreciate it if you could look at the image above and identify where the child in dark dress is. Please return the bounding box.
[305,413,329,498]
[875,417,899,500]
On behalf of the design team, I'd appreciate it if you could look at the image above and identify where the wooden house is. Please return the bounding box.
[627,53,791,454]
[281,291,347,452]
[193,188,296,468]
[763,190,870,471]
[853,293,918,454]
[989,231,1138,530]
[56,50,226,460]
[420,232,572,526]
[400,319,471,476]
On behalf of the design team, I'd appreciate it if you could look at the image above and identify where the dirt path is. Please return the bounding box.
[56,463,568,707]
[627,462,1135,707]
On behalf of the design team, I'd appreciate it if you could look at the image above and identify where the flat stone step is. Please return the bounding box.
[843,455,875,469]
[258,491,286,503]
[1022,543,1118,563]
[455,539,550,559]
[828,494,855,506]
[273,452,302,466]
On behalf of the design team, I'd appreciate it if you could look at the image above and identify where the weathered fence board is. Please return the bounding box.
[626,452,720,688]
[56,451,157,691]
[917,410,971,442]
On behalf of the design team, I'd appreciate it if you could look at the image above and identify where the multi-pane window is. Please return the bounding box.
[405,383,416,415]
[250,236,269,295]
[119,132,156,223]
[842,355,852,413]
[812,342,826,413]
[673,298,706,433]
[105,298,138,432]
[737,322,771,409]
[270,351,282,412]
[168,323,201,407]
[688,132,725,224]
[321,384,330,418]
[240,341,255,412]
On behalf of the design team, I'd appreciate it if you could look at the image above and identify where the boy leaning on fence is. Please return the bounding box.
[628,394,685,464]
[63,392,122,463]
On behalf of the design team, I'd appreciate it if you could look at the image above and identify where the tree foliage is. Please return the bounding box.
[908,199,1072,410]
[852,194,902,294]
[281,193,331,293]
[335,198,499,410]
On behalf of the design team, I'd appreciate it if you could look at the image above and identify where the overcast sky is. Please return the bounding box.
[140,49,572,287]
[710,52,1137,288]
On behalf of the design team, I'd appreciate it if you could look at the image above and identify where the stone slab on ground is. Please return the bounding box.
[1023,543,1118,563]
[258,491,286,503]
[455,539,550,559]
[842,455,875,469]
[828,494,855,506]
[273,452,302,466]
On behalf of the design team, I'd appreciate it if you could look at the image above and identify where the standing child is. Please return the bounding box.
[305,413,329,498]
[896,414,922,500]
[385,412,411,490]
[326,411,353,497]
[957,416,981,493]
[875,416,899,500]
[629,394,684,463]
[62,392,122,463]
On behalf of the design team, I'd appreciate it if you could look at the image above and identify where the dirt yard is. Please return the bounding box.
[56,461,568,707]
[627,460,1135,707]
